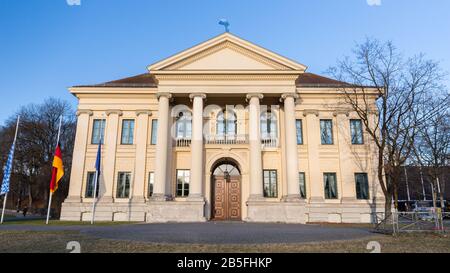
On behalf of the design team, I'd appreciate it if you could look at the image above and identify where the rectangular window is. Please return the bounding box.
[350,119,364,144]
[151,120,158,145]
[355,173,369,200]
[91,119,106,144]
[85,172,99,198]
[148,172,154,197]
[176,170,190,197]
[299,172,306,199]
[320,119,333,145]
[116,172,131,198]
[121,120,135,145]
[324,173,338,199]
[263,170,278,198]
[296,119,303,145]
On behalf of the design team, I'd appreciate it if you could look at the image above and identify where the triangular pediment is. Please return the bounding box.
[148,33,307,72]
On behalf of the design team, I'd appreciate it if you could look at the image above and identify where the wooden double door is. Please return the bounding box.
[212,175,241,221]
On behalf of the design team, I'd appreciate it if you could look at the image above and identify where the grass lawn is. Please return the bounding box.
[0,230,448,253]
[1,219,138,226]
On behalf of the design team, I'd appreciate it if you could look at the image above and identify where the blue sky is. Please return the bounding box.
[0,0,449,125]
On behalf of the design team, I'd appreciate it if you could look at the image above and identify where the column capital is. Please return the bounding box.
[280,93,299,101]
[302,109,319,117]
[135,110,152,117]
[332,110,350,117]
[156,92,172,100]
[106,109,123,116]
[76,109,93,116]
[189,93,207,101]
[246,93,264,101]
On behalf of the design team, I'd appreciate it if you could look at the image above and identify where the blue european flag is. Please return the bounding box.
[95,141,101,174]
[1,143,15,195]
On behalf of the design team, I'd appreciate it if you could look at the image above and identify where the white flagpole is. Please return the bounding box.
[1,115,20,224]
[46,115,63,225]
[0,193,7,224]
[92,116,106,224]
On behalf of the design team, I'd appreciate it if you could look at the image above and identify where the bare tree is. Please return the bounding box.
[0,98,76,216]
[413,93,450,211]
[328,38,446,219]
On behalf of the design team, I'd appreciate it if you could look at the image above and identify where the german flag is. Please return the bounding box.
[49,145,64,193]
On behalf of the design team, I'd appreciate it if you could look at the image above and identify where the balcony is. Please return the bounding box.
[175,138,192,147]
[261,137,279,148]
[205,134,248,145]
[174,135,279,147]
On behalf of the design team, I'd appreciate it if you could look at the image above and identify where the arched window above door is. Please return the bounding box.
[213,163,240,176]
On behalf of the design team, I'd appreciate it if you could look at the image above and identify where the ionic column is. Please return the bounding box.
[188,93,206,200]
[281,93,301,201]
[246,93,264,200]
[103,109,122,202]
[152,93,172,201]
[66,109,92,202]
[132,110,152,202]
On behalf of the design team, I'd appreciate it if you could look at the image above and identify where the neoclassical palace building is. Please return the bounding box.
[61,33,384,223]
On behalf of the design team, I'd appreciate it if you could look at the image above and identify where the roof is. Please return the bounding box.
[73,72,350,88]
[295,73,351,87]
[73,73,157,88]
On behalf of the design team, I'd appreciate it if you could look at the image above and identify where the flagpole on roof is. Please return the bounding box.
[1,115,20,224]
[46,115,63,225]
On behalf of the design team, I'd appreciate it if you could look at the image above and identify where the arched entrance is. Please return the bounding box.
[211,159,241,221]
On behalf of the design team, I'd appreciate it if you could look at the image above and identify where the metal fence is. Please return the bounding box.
[443,212,450,231]
[374,211,449,234]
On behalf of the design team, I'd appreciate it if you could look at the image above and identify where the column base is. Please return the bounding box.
[309,196,325,203]
[149,193,172,202]
[146,200,206,222]
[98,196,114,203]
[64,196,82,203]
[247,194,265,202]
[246,201,307,223]
[306,201,386,224]
[341,197,358,203]
[186,194,205,202]
[131,196,147,203]
[281,194,305,202]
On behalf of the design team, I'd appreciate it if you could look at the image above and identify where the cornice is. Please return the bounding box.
[153,74,299,81]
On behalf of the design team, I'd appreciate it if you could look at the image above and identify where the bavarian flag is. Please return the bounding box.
[49,144,64,193]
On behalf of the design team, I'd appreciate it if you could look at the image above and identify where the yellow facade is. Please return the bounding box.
[61,33,385,223]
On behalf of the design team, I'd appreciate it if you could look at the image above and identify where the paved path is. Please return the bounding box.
[0,222,374,244]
